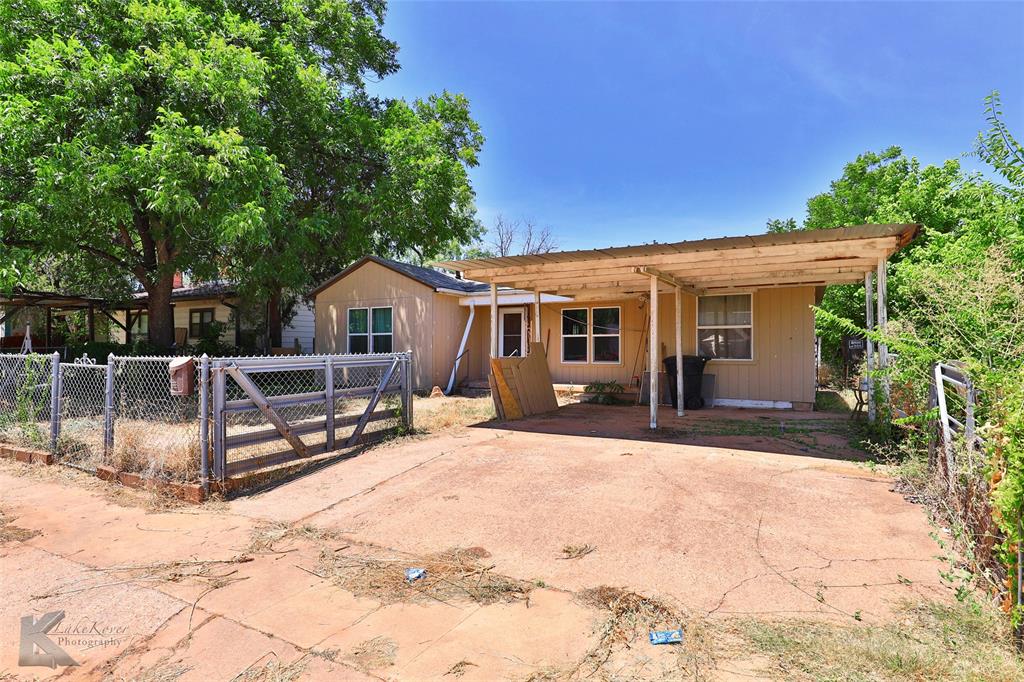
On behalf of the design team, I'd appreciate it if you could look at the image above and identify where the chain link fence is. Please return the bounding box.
[56,358,106,470]
[1,351,413,490]
[0,353,54,449]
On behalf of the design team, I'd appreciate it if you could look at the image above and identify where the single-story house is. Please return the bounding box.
[311,224,918,416]
[111,279,314,352]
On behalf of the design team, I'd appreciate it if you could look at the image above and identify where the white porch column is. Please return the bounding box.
[533,289,542,344]
[674,286,684,417]
[490,282,498,358]
[877,257,890,403]
[865,271,876,423]
[649,274,659,429]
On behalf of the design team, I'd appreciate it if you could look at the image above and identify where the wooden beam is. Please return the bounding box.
[462,237,900,280]
[99,309,128,333]
[496,258,879,291]
[635,267,701,296]
[649,273,658,430]
[490,282,498,358]
[533,290,541,343]
[877,257,890,403]
[674,286,684,417]
[866,271,876,423]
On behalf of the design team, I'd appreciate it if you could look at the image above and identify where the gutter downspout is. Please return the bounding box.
[446,301,475,395]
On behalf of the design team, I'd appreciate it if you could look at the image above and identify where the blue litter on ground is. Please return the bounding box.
[405,568,427,583]
[649,628,684,645]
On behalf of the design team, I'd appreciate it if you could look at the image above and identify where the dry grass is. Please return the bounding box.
[112,420,200,482]
[314,544,529,606]
[560,543,596,560]
[234,657,307,682]
[569,586,717,681]
[344,636,397,671]
[413,395,496,433]
[247,521,347,554]
[444,659,479,677]
[0,456,221,512]
[737,598,1024,681]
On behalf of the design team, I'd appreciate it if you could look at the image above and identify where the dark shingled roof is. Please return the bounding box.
[310,256,493,297]
[133,281,236,302]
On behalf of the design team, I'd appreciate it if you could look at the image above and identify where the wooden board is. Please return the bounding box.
[487,342,558,421]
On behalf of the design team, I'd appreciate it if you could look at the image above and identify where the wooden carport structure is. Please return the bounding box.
[0,288,113,350]
[436,223,920,428]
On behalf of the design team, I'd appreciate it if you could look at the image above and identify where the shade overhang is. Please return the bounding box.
[434,223,920,296]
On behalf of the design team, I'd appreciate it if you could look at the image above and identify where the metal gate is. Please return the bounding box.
[205,352,412,480]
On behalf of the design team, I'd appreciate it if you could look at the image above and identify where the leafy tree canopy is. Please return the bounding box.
[0,0,483,347]
[765,93,1023,361]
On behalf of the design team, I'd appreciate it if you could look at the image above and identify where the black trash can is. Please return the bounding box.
[663,355,709,410]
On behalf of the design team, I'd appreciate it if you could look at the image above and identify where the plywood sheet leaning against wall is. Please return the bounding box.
[489,342,559,421]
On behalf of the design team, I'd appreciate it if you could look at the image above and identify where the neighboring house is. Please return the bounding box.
[111,280,315,352]
[313,225,918,408]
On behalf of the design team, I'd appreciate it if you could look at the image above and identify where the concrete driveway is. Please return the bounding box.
[0,402,947,680]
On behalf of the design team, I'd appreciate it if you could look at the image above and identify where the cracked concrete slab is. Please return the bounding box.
[0,403,950,680]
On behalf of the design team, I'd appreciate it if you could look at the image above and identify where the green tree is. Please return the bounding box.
[0,0,483,348]
[775,131,1022,363]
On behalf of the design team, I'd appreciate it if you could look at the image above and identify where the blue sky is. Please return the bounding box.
[373,1,1024,250]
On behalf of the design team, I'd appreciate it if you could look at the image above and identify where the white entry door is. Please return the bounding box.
[499,308,527,357]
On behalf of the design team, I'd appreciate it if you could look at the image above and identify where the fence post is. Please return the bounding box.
[325,356,335,452]
[103,353,115,456]
[199,354,210,493]
[212,364,225,480]
[404,352,414,431]
[49,352,60,454]
[965,374,977,447]
[926,370,939,473]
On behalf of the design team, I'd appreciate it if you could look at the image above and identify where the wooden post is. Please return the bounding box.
[649,274,659,429]
[87,304,95,343]
[533,289,542,344]
[674,286,684,417]
[876,257,890,405]
[490,282,498,358]
[45,308,52,350]
[865,272,876,423]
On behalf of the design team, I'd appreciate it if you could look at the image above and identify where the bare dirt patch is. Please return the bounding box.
[0,507,38,543]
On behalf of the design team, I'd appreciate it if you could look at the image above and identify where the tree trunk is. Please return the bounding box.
[146,273,176,349]
[267,288,283,349]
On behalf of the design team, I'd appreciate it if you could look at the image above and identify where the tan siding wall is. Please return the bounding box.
[313,260,435,389]
[524,287,815,404]
[431,294,476,390]
[111,299,236,344]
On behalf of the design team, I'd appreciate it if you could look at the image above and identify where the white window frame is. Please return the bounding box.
[370,306,393,353]
[591,306,622,365]
[560,307,589,364]
[347,307,369,354]
[696,293,754,362]
[347,306,394,353]
[498,307,527,357]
